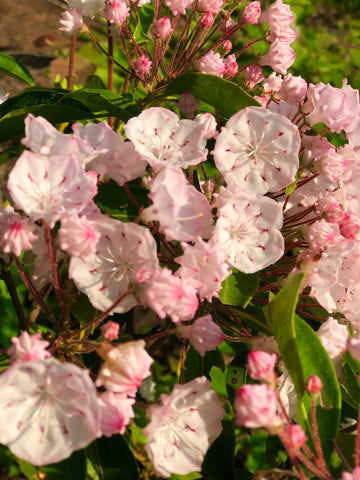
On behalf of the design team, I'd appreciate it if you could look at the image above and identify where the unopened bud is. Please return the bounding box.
[306,375,323,395]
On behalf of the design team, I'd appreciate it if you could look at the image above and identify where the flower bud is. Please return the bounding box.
[306,375,323,395]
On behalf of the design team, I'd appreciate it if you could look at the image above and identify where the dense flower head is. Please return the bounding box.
[142,377,224,477]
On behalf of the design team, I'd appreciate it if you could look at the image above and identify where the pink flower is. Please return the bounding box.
[213,186,284,274]
[137,267,199,324]
[7,151,97,228]
[100,321,120,340]
[213,106,300,194]
[67,0,104,18]
[284,424,307,449]
[193,50,225,77]
[242,1,261,25]
[142,377,224,477]
[317,317,348,380]
[124,107,208,171]
[259,39,295,75]
[243,64,264,89]
[59,8,84,35]
[276,73,307,105]
[59,215,100,261]
[0,205,38,256]
[222,40,232,52]
[165,0,193,15]
[153,17,173,38]
[141,167,212,242]
[259,0,294,30]
[201,11,214,26]
[98,392,135,436]
[0,358,101,465]
[196,0,223,14]
[134,55,152,75]
[304,82,352,134]
[103,1,130,24]
[7,332,51,364]
[178,315,224,356]
[306,375,323,395]
[223,54,238,78]
[177,91,199,118]
[69,217,159,314]
[343,467,360,480]
[96,340,153,396]
[246,350,277,383]
[194,112,218,139]
[234,384,282,429]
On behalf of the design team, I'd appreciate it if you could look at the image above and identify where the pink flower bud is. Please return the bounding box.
[243,64,264,89]
[133,55,152,75]
[306,375,323,395]
[222,40,232,52]
[178,315,224,357]
[242,1,261,25]
[103,0,129,24]
[247,350,277,383]
[153,17,173,39]
[194,112,218,139]
[234,384,282,429]
[201,12,214,26]
[193,50,225,77]
[100,321,120,340]
[259,0,294,30]
[343,467,360,480]
[177,91,199,118]
[284,424,307,449]
[224,54,238,78]
[348,335,360,363]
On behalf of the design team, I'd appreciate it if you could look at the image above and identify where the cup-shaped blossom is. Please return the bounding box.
[0,358,101,465]
[124,107,208,171]
[59,215,100,261]
[213,106,300,194]
[69,217,159,314]
[234,384,282,429]
[59,8,84,35]
[8,332,51,364]
[242,1,261,25]
[178,315,224,356]
[142,376,224,477]
[246,350,277,383]
[193,51,225,77]
[0,205,38,256]
[96,340,153,396]
[259,0,294,30]
[213,187,284,274]
[7,151,97,228]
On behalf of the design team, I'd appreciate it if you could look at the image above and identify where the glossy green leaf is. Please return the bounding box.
[17,458,39,480]
[263,273,306,398]
[226,350,248,404]
[138,3,155,35]
[244,431,270,474]
[95,182,148,222]
[184,345,225,383]
[0,52,35,86]
[166,73,259,118]
[169,473,202,479]
[294,314,341,462]
[202,420,235,480]
[219,270,259,307]
[85,436,139,480]
[341,352,360,409]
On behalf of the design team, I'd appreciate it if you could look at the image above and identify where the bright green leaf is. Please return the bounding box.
[0,52,36,86]
[226,350,248,404]
[184,345,224,383]
[166,73,259,118]
[219,270,259,308]
[17,458,39,480]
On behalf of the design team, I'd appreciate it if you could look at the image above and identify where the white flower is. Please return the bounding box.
[0,358,101,466]
[142,377,224,478]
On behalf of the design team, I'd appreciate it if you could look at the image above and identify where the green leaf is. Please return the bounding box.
[263,273,306,398]
[0,52,36,86]
[0,145,25,166]
[202,420,235,480]
[210,365,228,397]
[184,345,225,383]
[293,315,341,462]
[169,473,202,479]
[226,350,248,404]
[166,73,259,118]
[138,3,155,35]
[17,459,39,480]
[84,75,107,89]
[244,431,270,474]
[219,270,259,307]
[95,182,148,222]
[85,436,139,480]
[41,451,87,480]
[263,274,341,462]
[341,352,360,409]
